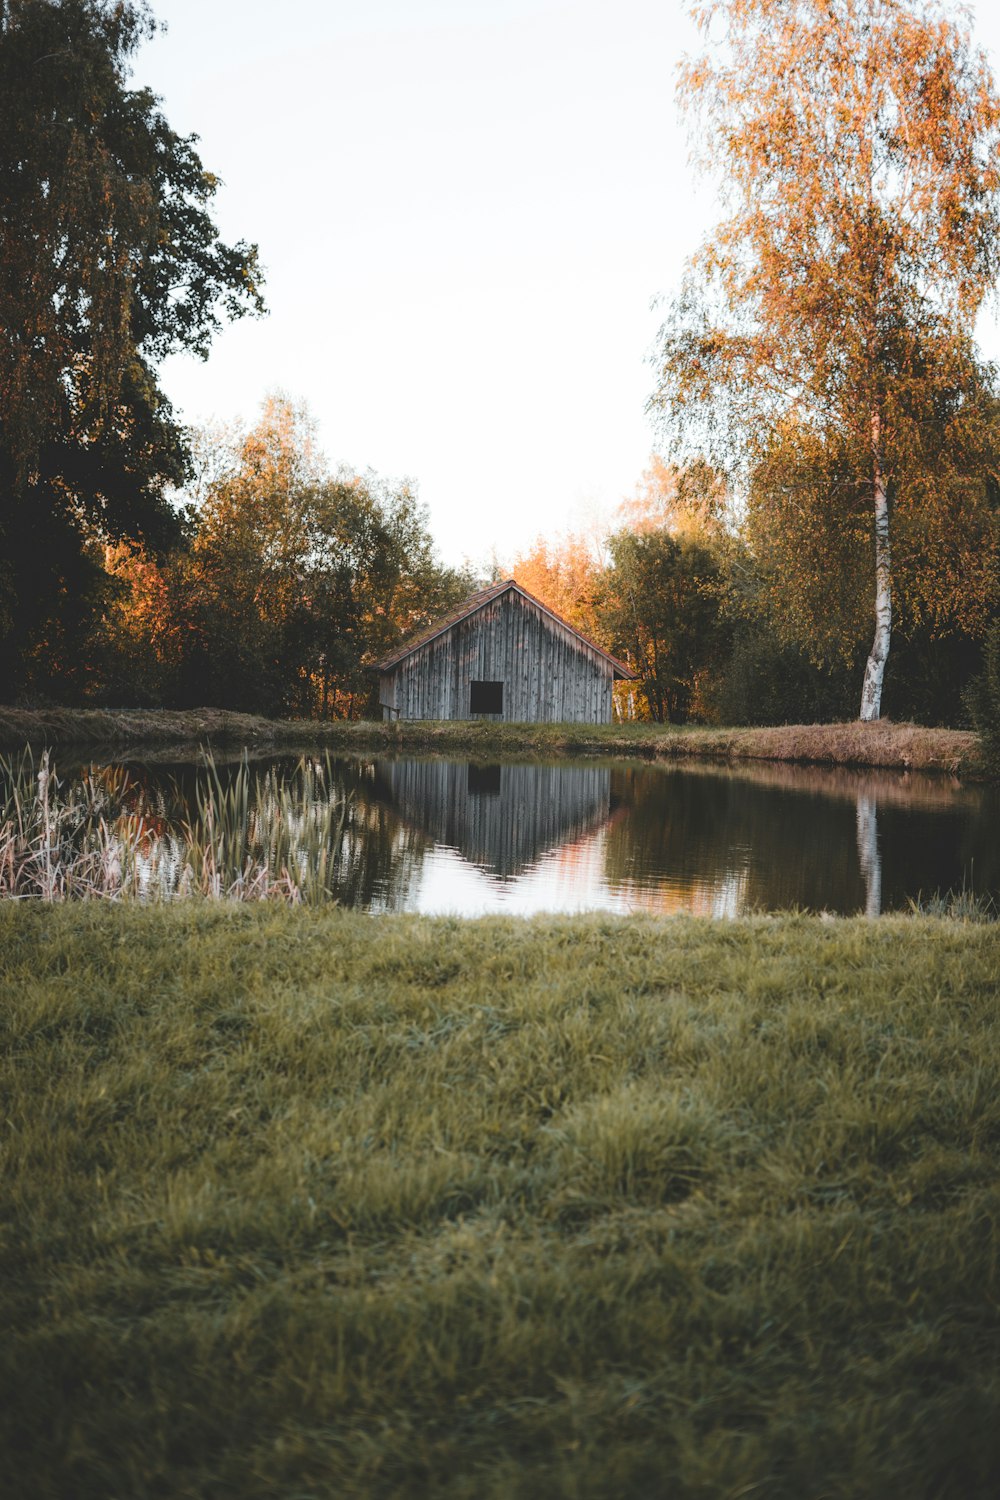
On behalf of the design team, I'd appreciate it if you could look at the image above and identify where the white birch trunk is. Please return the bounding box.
[860,410,891,721]
[854,790,882,917]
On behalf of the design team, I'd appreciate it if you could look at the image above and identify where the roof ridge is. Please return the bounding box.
[373,578,634,677]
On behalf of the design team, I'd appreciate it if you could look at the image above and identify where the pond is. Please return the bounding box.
[7,751,997,915]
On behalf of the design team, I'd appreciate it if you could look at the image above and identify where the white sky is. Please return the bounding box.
[136,0,1000,571]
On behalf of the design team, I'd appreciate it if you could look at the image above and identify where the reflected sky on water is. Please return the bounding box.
[40,752,998,917]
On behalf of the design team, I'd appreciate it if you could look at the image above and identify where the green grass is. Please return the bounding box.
[3,906,1000,1498]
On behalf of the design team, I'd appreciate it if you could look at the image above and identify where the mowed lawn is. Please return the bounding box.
[2,906,1000,1498]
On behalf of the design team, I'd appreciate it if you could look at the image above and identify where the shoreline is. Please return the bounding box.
[0,703,982,776]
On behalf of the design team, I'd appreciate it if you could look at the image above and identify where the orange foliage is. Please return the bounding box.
[617,456,729,543]
[102,543,183,673]
[511,532,603,640]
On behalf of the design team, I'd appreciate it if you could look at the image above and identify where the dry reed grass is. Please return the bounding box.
[0,748,349,902]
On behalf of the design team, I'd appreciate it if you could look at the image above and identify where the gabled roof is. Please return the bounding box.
[374,578,635,678]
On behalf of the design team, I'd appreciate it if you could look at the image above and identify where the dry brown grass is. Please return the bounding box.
[0,705,285,752]
[679,718,976,773]
[0,749,350,902]
[0,705,982,775]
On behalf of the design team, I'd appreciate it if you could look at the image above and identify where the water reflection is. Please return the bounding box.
[4,751,995,915]
[855,794,882,917]
[377,757,996,917]
[136,756,431,907]
[375,759,611,881]
[603,760,997,917]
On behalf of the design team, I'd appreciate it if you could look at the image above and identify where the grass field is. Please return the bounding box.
[3,905,1000,1498]
[0,704,982,776]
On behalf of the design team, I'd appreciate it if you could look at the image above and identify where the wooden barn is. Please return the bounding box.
[375,579,632,723]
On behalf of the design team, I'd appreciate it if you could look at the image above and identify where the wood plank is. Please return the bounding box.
[382,586,617,724]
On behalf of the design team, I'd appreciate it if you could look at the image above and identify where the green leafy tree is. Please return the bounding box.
[179,400,318,712]
[651,0,1000,721]
[599,527,726,723]
[0,0,264,698]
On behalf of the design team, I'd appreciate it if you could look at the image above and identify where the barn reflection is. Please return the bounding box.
[374,759,612,880]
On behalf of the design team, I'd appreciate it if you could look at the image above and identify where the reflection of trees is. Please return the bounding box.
[604,765,865,913]
[604,766,754,907]
[604,763,998,915]
[957,812,1000,902]
[671,759,1000,908]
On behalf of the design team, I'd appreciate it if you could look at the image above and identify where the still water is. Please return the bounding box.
[80,753,1000,916]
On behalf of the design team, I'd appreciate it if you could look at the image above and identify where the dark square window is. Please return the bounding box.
[470,680,503,715]
[467,763,501,796]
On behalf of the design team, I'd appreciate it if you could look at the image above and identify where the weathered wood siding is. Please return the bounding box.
[378,758,611,878]
[379,589,614,723]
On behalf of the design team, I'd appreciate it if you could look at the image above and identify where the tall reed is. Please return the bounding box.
[0,748,350,903]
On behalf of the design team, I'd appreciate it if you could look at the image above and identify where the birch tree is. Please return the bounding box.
[650,0,1000,720]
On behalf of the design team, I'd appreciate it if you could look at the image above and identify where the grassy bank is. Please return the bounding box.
[3,906,1000,1498]
[0,703,982,774]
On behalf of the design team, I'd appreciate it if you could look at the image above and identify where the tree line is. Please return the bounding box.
[34,401,997,728]
[512,451,995,727]
[49,396,473,717]
[0,0,468,714]
[2,0,999,728]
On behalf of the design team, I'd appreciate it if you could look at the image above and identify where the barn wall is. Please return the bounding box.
[379,590,615,723]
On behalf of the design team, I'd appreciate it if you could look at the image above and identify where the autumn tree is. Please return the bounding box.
[179,400,317,711]
[511,531,604,639]
[179,398,470,717]
[88,541,185,704]
[618,455,729,544]
[650,0,1000,720]
[0,0,264,698]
